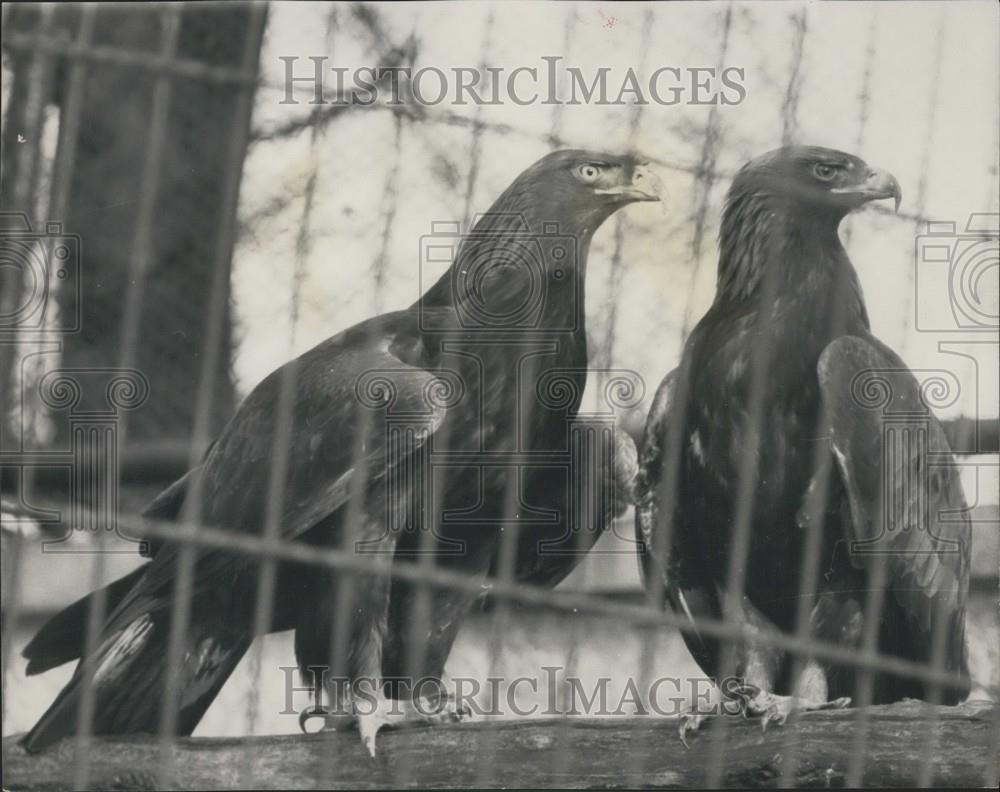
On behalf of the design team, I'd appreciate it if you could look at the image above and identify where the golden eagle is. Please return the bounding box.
[23,149,661,755]
[635,146,970,740]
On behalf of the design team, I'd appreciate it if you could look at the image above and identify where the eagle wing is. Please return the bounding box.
[817,334,970,678]
[634,368,722,673]
[634,368,679,584]
[110,312,455,625]
[22,312,457,750]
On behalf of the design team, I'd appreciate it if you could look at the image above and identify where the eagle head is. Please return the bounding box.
[729,145,901,222]
[490,149,665,233]
[716,146,901,302]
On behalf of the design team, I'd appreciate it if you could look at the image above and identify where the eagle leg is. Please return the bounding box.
[678,711,709,748]
[300,684,473,755]
[747,690,851,731]
[354,685,474,754]
[677,681,760,747]
[356,692,392,759]
[738,658,852,732]
[389,680,474,725]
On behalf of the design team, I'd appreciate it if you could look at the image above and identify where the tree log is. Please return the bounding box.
[2,701,996,789]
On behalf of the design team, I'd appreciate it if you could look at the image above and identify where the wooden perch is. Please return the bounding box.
[3,701,996,789]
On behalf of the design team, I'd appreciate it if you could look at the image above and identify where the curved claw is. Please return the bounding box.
[299,704,355,734]
[299,704,328,734]
[754,693,853,733]
[678,712,708,749]
[359,714,383,759]
[760,706,787,733]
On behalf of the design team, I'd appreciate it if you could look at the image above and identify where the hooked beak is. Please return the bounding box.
[832,167,902,212]
[596,164,666,203]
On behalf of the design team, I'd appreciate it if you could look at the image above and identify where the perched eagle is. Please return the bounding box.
[22,149,660,755]
[635,146,970,739]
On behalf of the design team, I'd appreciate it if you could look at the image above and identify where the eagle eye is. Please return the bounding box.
[577,163,602,183]
[813,163,837,181]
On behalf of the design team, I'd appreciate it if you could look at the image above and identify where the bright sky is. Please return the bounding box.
[233,1,999,421]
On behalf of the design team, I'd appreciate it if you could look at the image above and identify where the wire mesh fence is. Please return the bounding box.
[1,2,998,789]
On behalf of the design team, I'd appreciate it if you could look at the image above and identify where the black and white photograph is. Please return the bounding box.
[1,1,998,788]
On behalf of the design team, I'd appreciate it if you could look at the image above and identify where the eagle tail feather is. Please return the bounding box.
[21,609,250,753]
[22,565,147,676]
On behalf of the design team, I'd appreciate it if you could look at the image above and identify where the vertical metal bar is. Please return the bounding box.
[646,22,736,745]
[677,2,733,343]
[773,440,834,788]
[702,272,778,788]
[915,592,953,786]
[311,11,366,785]
[372,115,404,314]
[46,9,94,222]
[597,9,651,376]
[902,14,949,786]
[311,68,410,750]
[841,8,877,251]
[706,9,811,784]
[844,549,890,786]
[459,10,495,232]
[0,2,53,209]
[72,7,180,789]
[385,47,443,781]
[987,700,1000,788]
[776,13,878,776]
[0,3,56,452]
[601,11,653,785]
[317,379,375,781]
[779,8,807,147]
[155,4,268,785]
[547,427,610,781]
[2,0,92,744]
[116,13,181,373]
[472,452,529,789]
[987,112,1000,216]
[461,11,527,789]
[240,88,320,783]
[704,164,798,792]
[1,520,26,732]
[390,389,454,789]
[899,9,945,361]
[776,262,859,786]
[545,7,577,150]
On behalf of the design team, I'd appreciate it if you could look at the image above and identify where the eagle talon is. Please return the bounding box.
[747,691,852,732]
[421,693,473,724]
[760,707,787,733]
[299,705,355,734]
[358,711,387,759]
[678,711,709,748]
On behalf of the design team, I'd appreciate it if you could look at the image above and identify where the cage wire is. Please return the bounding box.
[0,1,998,789]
